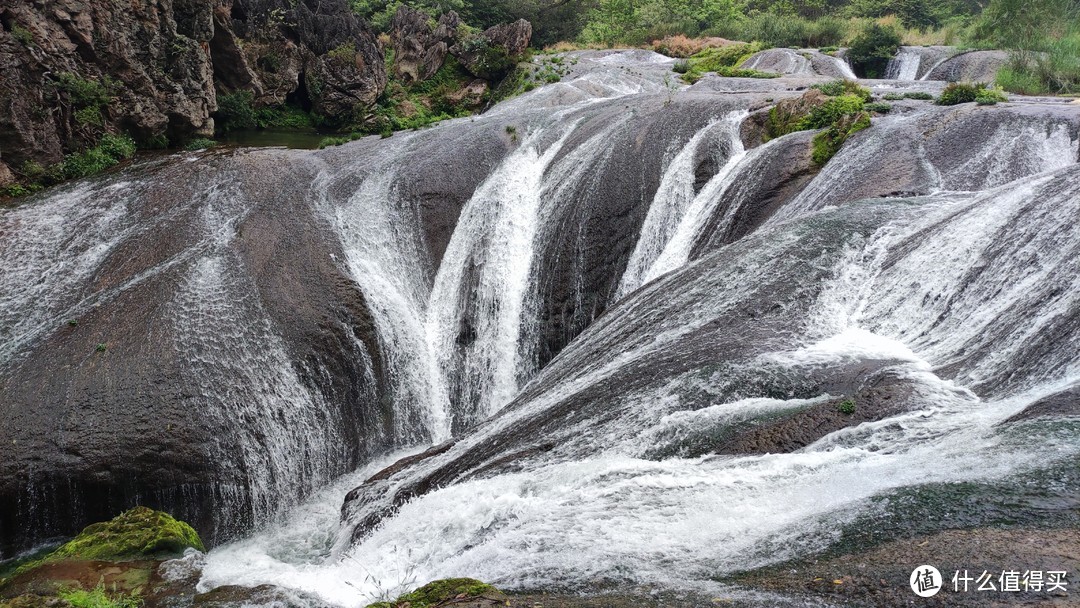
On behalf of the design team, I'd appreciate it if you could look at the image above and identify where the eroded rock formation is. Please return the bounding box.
[0,0,386,183]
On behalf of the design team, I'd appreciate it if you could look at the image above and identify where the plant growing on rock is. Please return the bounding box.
[59,583,141,608]
[937,82,1007,105]
[812,111,871,165]
[811,80,872,102]
[837,398,857,415]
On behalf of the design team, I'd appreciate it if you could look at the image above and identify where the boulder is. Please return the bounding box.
[449,19,532,80]
[390,7,459,84]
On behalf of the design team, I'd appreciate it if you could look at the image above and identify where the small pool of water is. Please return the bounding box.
[220,130,328,150]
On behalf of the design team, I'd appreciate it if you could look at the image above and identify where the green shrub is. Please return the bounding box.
[798,94,866,129]
[847,22,902,78]
[52,73,114,109]
[215,91,258,133]
[837,398,857,415]
[184,138,217,150]
[996,65,1047,95]
[57,134,135,180]
[811,79,873,101]
[864,101,893,113]
[903,91,934,100]
[937,82,1006,105]
[59,583,141,608]
[97,133,137,159]
[673,59,691,73]
[12,24,34,46]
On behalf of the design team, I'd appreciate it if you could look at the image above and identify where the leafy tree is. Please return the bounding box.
[847,22,901,77]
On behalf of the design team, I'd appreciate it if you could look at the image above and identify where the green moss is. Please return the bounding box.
[37,507,203,566]
[811,112,871,165]
[837,398,857,415]
[366,578,497,608]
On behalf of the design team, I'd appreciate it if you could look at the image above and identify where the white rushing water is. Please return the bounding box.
[8,49,1049,606]
[885,48,921,80]
[200,163,1080,606]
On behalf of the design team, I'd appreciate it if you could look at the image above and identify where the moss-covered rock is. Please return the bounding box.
[38,507,203,566]
[366,578,501,608]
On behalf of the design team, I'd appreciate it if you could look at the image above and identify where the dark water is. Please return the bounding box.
[220,129,328,149]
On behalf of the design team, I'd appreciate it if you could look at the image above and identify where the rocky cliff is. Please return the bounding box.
[0,0,385,185]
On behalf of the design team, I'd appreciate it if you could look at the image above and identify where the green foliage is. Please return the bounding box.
[215,91,259,133]
[580,0,743,45]
[59,134,136,180]
[59,583,141,608]
[972,0,1080,95]
[4,133,137,199]
[847,22,902,78]
[765,89,872,163]
[799,93,866,129]
[185,138,217,150]
[12,24,34,46]
[811,79,872,100]
[680,42,780,81]
[712,12,849,48]
[1,183,43,198]
[673,59,691,73]
[936,81,1005,105]
[367,579,497,608]
[52,73,114,109]
[837,398,857,414]
[864,101,893,112]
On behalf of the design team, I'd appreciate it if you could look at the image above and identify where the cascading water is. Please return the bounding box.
[617,112,743,297]
[885,47,921,80]
[5,48,1080,607]
[634,111,748,285]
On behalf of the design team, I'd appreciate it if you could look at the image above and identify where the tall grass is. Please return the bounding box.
[709,13,852,48]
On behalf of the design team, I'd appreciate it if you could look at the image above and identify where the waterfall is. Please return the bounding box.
[634,111,749,285]
[318,146,453,444]
[617,115,732,297]
[5,49,1080,604]
[885,47,921,80]
[426,124,578,430]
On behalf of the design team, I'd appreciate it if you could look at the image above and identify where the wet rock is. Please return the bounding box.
[1003,385,1080,424]
[0,150,391,556]
[924,49,1010,83]
[192,584,333,607]
[690,129,819,254]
